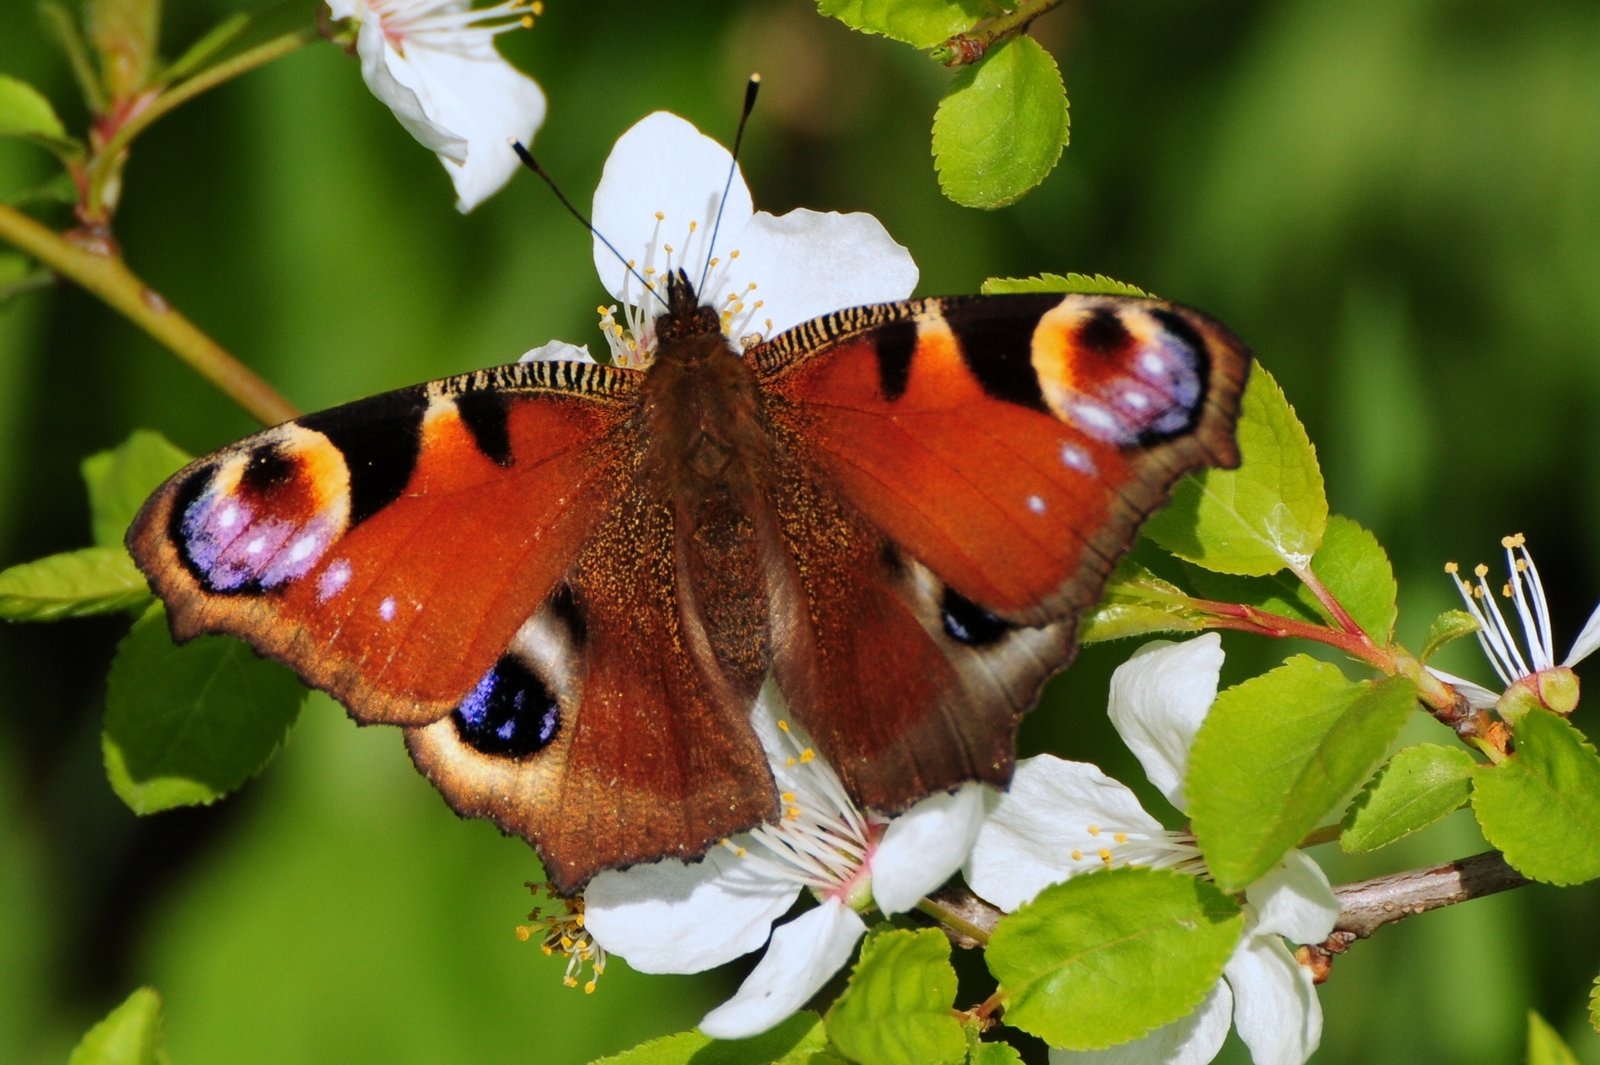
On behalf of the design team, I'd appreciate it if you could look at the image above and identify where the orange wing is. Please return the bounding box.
[750,293,1249,809]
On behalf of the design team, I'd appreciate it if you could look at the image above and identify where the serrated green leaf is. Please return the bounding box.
[1421,609,1480,662]
[0,73,83,161]
[103,604,305,813]
[1341,744,1476,852]
[0,546,149,620]
[1081,558,1203,643]
[933,36,1068,209]
[1144,367,1328,577]
[816,0,988,48]
[966,1038,1024,1065]
[1472,708,1600,886]
[826,928,965,1065]
[980,273,1151,298]
[1307,515,1397,641]
[1178,514,1396,639]
[1189,658,1416,890]
[82,430,192,549]
[987,868,1241,1050]
[68,987,169,1065]
[594,1012,836,1065]
[1527,1010,1580,1065]
[1589,972,1599,1035]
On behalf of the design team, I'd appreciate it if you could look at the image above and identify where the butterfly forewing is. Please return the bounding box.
[127,360,639,726]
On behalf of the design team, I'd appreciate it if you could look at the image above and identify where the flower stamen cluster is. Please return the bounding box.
[518,888,607,994]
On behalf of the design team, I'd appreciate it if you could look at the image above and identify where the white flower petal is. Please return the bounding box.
[1048,979,1233,1065]
[583,848,801,975]
[1424,667,1501,711]
[519,340,596,364]
[1563,602,1600,667]
[401,43,545,212]
[1224,933,1322,1065]
[591,112,754,302]
[352,15,466,159]
[732,208,917,334]
[698,899,866,1040]
[1107,634,1224,811]
[1243,849,1340,946]
[964,755,1165,912]
[871,783,987,914]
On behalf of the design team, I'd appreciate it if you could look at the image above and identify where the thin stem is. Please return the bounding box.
[87,26,319,219]
[918,892,995,949]
[932,0,1065,65]
[1193,597,1393,670]
[0,202,297,426]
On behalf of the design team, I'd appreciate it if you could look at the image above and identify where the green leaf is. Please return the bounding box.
[0,546,150,620]
[981,273,1151,298]
[103,604,306,814]
[1306,515,1397,641]
[594,1012,839,1065]
[987,868,1242,1050]
[1178,514,1396,638]
[68,987,170,1065]
[1421,609,1481,662]
[966,1037,1024,1065]
[1189,658,1416,890]
[1590,972,1599,1035]
[0,74,83,161]
[1472,708,1600,886]
[933,36,1069,209]
[826,928,965,1065]
[816,0,989,49]
[82,430,192,549]
[1080,558,1204,643]
[1144,366,1328,577]
[1527,1010,1580,1065]
[1341,744,1476,853]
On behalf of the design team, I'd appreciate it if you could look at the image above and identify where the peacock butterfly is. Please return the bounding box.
[125,127,1250,896]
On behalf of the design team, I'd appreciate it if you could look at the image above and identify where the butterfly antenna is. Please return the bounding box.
[697,74,761,297]
[510,139,652,295]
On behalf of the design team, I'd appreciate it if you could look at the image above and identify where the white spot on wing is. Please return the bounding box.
[245,536,266,555]
[318,559,352,601]
[218,504,239,529]
[379,596,397,622]
[1027,494,1047,515]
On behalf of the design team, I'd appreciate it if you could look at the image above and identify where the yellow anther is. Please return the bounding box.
[729,249,741,259]
[1475,563,1489,578]
[563,976,578,988]
[1087,824,1102,836]
[584,980,597,994]
[799,749,815,764]
[1114,832,1128,844]
[654,211,665,221]
[689,220,699,233]
[519,14,533,28]
[1070,849,1083,861]
[541,944,553,956]
[786,805,802,819]
[515,925,532,942]
[1445,561,1459,574]
[785,756,797,768]
[1099,848,1113,865]
[781,791,796,802]
[778,720,792,732]
[1515,559,1528,573]
[532,1,545,13]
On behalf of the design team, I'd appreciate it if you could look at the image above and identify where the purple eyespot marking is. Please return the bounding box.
[174,460,340,594]
[453,656,561,758]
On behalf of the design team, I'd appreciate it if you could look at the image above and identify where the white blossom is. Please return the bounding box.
[325,0,545,211]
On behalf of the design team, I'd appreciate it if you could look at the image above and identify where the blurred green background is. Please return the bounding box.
[2,0,1598,1061]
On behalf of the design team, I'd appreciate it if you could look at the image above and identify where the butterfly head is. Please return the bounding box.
[655,269,722,344]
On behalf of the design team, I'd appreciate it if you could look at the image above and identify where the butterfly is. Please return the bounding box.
[126,266,1248,894]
